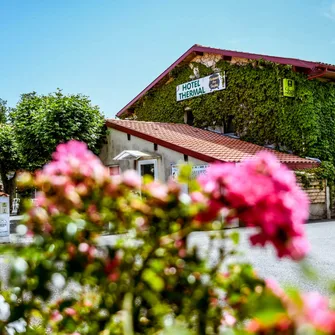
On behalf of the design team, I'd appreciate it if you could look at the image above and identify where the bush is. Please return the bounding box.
[0,141,333,334]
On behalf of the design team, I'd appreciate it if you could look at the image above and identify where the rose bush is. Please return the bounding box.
[0,140,333,334]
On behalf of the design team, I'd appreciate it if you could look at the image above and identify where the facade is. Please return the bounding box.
[100,120,327,219]
[110,44,335,220]
[116,45,335,168]
[117,45,335,119]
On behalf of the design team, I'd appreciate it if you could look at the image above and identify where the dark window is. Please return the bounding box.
[138,160,158,181]
[186,109,194,126]
[154,143,158,151]
[223,55,232,61]
[140,163,155,178]
[109,166,120,176]
[127,134,131,141]
[184,154,188,162]
[224,115,235,134]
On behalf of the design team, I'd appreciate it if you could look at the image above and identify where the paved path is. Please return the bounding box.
[242,221,335,294]
[3,219,335,294]
[189,221,335,294]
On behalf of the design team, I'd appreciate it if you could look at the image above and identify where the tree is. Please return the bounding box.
[0,99,19,205]
[0,124,20,204]
[10,89,106,171]
[0,99,8,123]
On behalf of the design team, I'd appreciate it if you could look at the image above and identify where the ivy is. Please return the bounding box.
[126,59,335,184]
[296,161,335,189]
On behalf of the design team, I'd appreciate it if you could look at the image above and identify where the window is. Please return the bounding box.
[109,165,120,176]
[224,115,235,134]
[184,107,194,126]
[137,159,158,180]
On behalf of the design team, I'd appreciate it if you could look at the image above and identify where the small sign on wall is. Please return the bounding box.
[283,79,295,97]
[1,202,8,214]
[0,195,9,239]
[171,164,209,194]
[171,164,209,179]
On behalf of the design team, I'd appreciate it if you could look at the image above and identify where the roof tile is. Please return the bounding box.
[107,120,318,170]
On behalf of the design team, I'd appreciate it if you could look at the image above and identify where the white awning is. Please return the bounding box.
[113,150,152,161]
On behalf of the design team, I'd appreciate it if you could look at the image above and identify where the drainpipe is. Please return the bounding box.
[308,68,328,80]
[326,180,331,220]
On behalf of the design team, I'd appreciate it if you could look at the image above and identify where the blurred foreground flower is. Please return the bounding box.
[198,151,310,260]
[6,141,322,335]
[247,279,335,334]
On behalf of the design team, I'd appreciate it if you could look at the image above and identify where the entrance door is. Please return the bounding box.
[137,160,158,180]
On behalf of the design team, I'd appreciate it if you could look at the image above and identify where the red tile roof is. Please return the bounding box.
[117,44,335,117]
[106,119,319,170]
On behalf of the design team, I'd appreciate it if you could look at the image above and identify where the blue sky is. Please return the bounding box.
[1,0,335,118]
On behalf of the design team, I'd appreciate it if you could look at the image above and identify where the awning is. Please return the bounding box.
[113,150,159,161]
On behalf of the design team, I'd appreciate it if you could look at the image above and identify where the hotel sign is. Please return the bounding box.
[176,72,226,102]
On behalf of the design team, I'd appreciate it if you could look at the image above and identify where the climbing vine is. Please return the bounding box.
[124,59,335,182]
[296,161,335,189]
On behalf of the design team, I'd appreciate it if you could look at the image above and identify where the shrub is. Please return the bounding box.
[0,141,333,335]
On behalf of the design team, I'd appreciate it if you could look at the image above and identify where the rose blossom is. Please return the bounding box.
[302,292,335,333]
[197,152,310,260]
[265,280,335,333]
[30,140,112,223]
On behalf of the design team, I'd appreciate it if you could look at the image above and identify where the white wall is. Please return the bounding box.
[100,128,207,182]
[99,128,329,220]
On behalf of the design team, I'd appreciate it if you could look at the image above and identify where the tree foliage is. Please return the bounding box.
[0,124,20,173]
[10,89,106,171]
[0,124,20,200]
[0,99,18,200]
[0,99,8,123]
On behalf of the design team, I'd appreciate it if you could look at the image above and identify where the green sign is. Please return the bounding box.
[283,78,295,97]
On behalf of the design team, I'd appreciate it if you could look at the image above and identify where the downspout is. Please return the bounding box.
[308,68,328,80]
[326,180,331,219]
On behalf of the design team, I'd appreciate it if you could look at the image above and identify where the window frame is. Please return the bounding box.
[109,165,120,176]
[137,159,158,180]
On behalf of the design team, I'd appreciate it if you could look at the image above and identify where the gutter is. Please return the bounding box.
[308,67,328,80]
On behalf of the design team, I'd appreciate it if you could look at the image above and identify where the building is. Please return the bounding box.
[115,45,335,166]
[100,119,327,219]
[117,44,335,116]
[108,44,335,219]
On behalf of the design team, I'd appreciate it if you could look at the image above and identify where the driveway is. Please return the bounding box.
[189,221,335,294]
[4,218,335,294]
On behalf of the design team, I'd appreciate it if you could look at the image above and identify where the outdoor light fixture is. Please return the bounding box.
[6,171,15,180]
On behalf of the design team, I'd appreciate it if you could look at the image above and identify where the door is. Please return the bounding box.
[137,159,158,180]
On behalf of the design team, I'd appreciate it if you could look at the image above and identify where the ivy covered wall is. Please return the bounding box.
[125,57,335,176]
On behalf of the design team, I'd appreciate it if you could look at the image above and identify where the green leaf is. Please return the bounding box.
[162,326,195,335]
[229,231,240,245]
[142,268,165,292]
[177,164,192,183]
